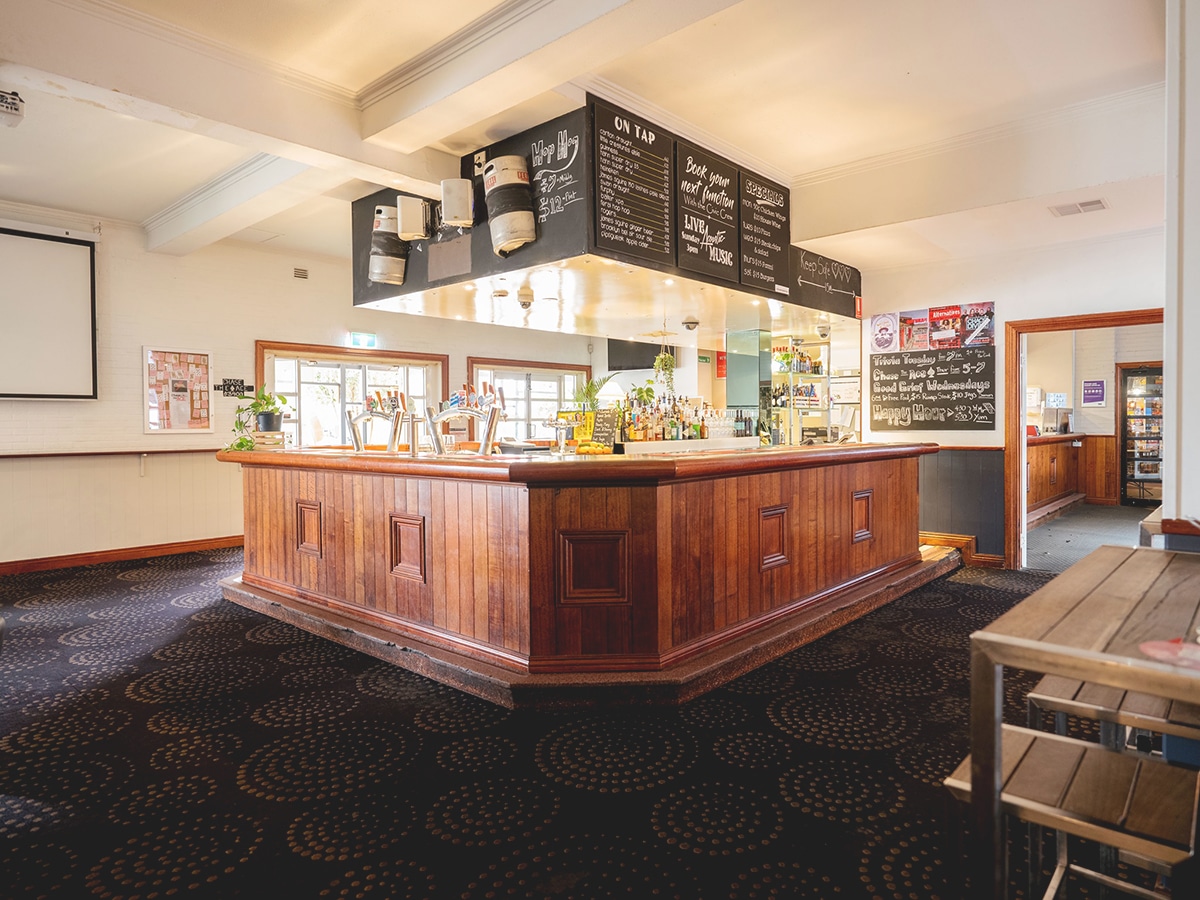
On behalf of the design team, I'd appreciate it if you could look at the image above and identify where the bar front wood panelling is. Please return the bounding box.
[1080,435,1119,505]
[1027,438,1080,510]
[655,457,919,654]
[242,466,530,658]
[527,483,660,663]
[225,442,935,676]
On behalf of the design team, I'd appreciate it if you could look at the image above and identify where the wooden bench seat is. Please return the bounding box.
[1028,674,1200,743]
[946,725,1200,898]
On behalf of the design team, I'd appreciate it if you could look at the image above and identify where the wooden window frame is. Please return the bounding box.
[466,356,592,440]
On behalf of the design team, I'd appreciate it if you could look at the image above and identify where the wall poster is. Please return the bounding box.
[868,313,899,353]
[961,302,995,346]
[144,347,213,433]
[1082,379,1107,407]
[929,305,963,349]
[899,309,929,351]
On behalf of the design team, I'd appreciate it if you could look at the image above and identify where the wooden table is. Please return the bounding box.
[968,545,1200,898]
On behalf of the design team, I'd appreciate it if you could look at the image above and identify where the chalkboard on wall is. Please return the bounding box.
[592,98,675,265]
[739,174,790,295]
[789,246,861,318]
[869,346,996,431]
[675,140,739,283]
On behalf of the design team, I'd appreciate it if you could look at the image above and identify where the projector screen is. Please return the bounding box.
[0,226,97,399]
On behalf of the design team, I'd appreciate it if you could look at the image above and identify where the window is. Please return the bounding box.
[256,342,448,449]
[468,357,590,441]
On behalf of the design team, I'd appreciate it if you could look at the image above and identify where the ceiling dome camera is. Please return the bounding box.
[683,317,699,331]
[817,324,831,340]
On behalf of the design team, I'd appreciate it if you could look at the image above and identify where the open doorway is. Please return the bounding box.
[1004,309,1163,570]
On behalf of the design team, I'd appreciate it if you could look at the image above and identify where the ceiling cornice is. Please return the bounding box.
[571,75,792,187]
[140,153,286,232]
[61,0,357,106]
[0,198,126,232]
[357,0,558,109]
[792,82,1167,190]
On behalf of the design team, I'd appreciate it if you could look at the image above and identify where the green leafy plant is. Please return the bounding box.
[226,386,287,451]
[653,350,676,393]
[631,379,655,406]
[572,374,615,412]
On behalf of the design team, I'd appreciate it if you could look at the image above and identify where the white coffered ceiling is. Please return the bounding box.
[0,0,1167,343]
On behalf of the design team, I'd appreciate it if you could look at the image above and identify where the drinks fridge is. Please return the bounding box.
[1119,365,1163,507]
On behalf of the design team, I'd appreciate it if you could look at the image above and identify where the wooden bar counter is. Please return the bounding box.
[1026,432,1083,511]
[217,442,942,705]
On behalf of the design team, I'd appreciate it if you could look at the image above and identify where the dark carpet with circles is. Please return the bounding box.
[0,551,1146,898]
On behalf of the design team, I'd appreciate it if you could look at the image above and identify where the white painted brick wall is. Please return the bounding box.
[1074,327,1118,434]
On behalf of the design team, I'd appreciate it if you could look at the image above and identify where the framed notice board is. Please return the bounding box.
[869,346,996,430]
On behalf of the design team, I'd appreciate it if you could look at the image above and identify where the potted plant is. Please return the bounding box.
[227,386,286,450]
[631,379,655,406]
[572,374,615,411]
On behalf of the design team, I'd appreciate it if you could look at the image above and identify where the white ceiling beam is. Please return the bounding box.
[142,154,348,256]
[360,0,742,154]
[0,0,458,198]
[790,84,1166,242]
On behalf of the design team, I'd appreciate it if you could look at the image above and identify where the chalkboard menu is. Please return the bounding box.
[590,409,619,448]
[528,117,586,227]
[593,99,674,264]
[869,346,996,431]
[739,174,790,295]
[675,141,739,282]
[789,246,861,318]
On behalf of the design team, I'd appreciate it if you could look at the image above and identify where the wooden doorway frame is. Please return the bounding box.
[1004,308,1163,568]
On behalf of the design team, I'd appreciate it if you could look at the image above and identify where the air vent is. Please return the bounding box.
[293,268,309,280]
[1049,198,1108,217]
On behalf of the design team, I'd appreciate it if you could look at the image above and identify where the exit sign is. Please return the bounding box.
[349,332,378,348]
[697,354,711,363]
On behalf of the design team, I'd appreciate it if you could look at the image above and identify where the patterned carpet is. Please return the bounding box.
[0,551,1144,898]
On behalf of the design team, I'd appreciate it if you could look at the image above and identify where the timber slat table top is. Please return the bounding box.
[976,547,1200,692]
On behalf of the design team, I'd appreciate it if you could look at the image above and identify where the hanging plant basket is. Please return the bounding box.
[654,350,676,393]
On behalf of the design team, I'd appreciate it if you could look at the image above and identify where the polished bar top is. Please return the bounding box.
[1026,431,1085,446]
[216,441,939,485]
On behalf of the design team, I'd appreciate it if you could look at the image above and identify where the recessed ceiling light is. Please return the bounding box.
[752,300,760,306]
[464,284,475,291]
[455,315,463,320]
[665,278,674,286]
